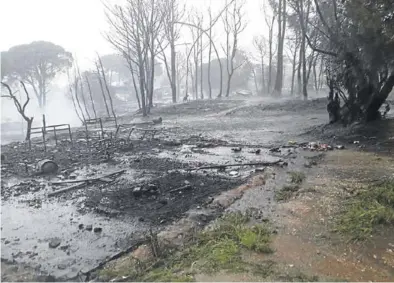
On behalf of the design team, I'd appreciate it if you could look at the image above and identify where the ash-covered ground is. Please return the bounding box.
[4,96,391,281]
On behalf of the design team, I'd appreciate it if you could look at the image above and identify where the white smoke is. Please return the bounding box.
[1,82,82,143]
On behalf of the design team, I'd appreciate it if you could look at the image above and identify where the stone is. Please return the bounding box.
[69,174,77,180]
[132,187,142,197]
[229,171,239,177]
[85,225,93,231]
[93,227,102,233]
[147,184,158,191]
[231,147,242,152]
[78,224,84,230]
[60,245,70,251]
[49,238,62,249]
[4,240,10,245]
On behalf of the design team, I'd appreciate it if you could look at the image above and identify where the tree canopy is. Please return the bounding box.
[201,52,253,94]
[99,53,164,84]
[298,0,394,123]
[1,41,73,108]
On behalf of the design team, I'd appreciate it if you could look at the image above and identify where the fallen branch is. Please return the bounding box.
[99,177,114,183]
[48,182,85,197]
[168,184,192,193]
[134,128,161,132]
[188,160,283,171]
[50,170,125,185]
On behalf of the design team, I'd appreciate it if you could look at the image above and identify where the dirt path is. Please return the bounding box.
[175,149,394,282]
[270,150,394,281]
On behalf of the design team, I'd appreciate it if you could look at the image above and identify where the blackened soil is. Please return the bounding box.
[126,155,189,171]
[302,117,394,155]
[1,140,108,178]
[83,171,243,225]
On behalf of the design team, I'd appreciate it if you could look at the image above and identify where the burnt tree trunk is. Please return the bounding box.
[365,74,394,121]
[26,118,34,141]
[170,42,177,103]
[273,0,287,96]
[327,79,340,124]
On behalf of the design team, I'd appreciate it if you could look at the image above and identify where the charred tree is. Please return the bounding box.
[1,82,34,141]
[222,0,247,97]
[273,0,287,96]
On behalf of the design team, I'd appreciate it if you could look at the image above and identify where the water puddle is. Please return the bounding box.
[1,198,147,279]
[1,145,284,280]
[157,145,280,166]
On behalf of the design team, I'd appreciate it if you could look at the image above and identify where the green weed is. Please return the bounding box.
[336,181,394,241]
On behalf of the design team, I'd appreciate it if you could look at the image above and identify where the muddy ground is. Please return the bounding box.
[1,95,393,281]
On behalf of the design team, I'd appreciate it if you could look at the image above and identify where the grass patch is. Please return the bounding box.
[99,212,274,281]
[178,212,273,273]
[336,181,394,241]
[288,171,306,184]
[275,184,300,201]
[276,271,319,282]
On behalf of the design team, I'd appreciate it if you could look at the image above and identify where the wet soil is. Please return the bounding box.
[83,170,244,224]
[3,96,306,280]
[1,136,250,279]
[267,149,394,281]
[303,100,394,155]
[2,95,393,281]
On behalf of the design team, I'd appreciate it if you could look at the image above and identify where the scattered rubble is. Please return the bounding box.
[48,238,62,249]
[93,227,102,233]
[229,170,240,177]
[1,180,46,200]
[1,118,321,280]
[152,117,162,125]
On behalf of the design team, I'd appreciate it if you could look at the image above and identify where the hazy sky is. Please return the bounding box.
[1,0,269,69]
